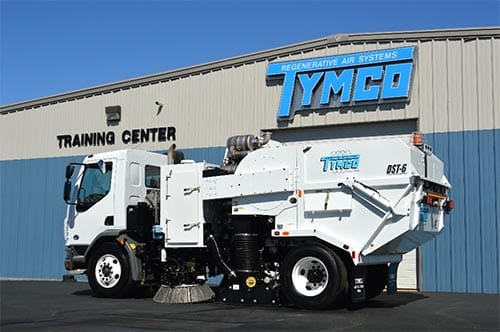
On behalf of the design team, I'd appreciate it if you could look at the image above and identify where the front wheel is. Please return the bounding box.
[280,244,348,309]
[87,242,133,297]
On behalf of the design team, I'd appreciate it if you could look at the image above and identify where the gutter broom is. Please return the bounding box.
[152,247,215,304]
[153,283,215,304]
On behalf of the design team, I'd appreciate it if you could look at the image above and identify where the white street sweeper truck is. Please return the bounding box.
[63,132,453,309]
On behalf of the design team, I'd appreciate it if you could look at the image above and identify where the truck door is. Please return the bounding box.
[163,164,203,247]
[67,160,116,245]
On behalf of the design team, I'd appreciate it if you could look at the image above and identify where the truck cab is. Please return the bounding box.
[63,150,168,272]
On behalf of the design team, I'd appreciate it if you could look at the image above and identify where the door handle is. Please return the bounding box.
[183,222,200,231]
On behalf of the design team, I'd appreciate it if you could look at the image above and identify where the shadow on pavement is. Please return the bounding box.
[71,283,427,311]
[72,286,156,298]
[360,292,427,308]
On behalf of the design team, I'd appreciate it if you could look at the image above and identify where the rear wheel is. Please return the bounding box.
[88,242,133,297]
[281,244,348,309]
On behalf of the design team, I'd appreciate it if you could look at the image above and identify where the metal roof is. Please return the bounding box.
[1,26,499,114]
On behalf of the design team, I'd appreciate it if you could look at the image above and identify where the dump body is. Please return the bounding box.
[161,135,450,265]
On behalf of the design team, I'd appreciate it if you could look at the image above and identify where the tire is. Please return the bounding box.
[281,244,348,309]
[87,242,133,297]
[365,264,388,299]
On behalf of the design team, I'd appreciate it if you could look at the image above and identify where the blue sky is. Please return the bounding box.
[1,0,498,105]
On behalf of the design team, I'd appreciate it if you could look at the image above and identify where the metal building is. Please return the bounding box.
[1,27,498,293]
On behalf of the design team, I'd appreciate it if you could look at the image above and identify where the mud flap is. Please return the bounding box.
[121,238,143,282]
[350,266,367,303]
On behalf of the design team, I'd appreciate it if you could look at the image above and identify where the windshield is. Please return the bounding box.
[76,162,112,212]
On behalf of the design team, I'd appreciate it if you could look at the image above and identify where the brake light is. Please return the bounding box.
[445,199,455,213]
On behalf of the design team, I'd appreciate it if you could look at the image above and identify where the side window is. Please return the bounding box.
[145,165,160,189]
[76,162,112,212]
[130,162,140,187]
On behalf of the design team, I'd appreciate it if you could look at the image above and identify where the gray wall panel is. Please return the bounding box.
[477,39,495,130]
[495,39,500,129]
[432,40,449,133]
[462,39,480,132]
[447,40,464,133]
[2,35,499,161]
[417,40,434,132]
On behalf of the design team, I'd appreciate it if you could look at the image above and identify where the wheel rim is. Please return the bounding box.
[95,254,122,288]
[291,256,329,297]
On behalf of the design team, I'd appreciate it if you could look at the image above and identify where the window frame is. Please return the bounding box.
[76,162,113,212]
[145,165,160,189]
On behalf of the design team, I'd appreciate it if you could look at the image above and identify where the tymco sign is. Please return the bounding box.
[266,47,416,119]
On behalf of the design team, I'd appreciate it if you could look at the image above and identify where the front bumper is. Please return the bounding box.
[64,246,87,271]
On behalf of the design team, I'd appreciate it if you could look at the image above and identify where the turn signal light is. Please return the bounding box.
[412,132,424,146]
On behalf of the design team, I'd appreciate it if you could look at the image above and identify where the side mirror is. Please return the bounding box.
[66,165,75,179]
[64,180,72,203]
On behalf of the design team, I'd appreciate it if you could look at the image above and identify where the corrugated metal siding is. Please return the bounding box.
[0,155,81,278]
[2,37,498,161]
[269,119,417,142]
[1,134,498,293]
[0,147,223,279]
[398,249,417,289]
[422,130,499,293]
[417,37,499,134]
[3,28,497,114]
[0,61,277,160]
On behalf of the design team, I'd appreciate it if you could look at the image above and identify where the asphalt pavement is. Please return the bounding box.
[1,280,498,331]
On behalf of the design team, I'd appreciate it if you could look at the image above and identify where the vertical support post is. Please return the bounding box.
[387,262,399,294]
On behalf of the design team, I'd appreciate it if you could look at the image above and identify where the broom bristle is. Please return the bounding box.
[153,284,215,304]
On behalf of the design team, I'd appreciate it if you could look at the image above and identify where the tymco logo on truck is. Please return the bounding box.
[267,47,416,119]
[321,152,360,172]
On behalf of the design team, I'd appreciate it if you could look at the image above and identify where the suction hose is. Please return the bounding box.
[207,235,237,279]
